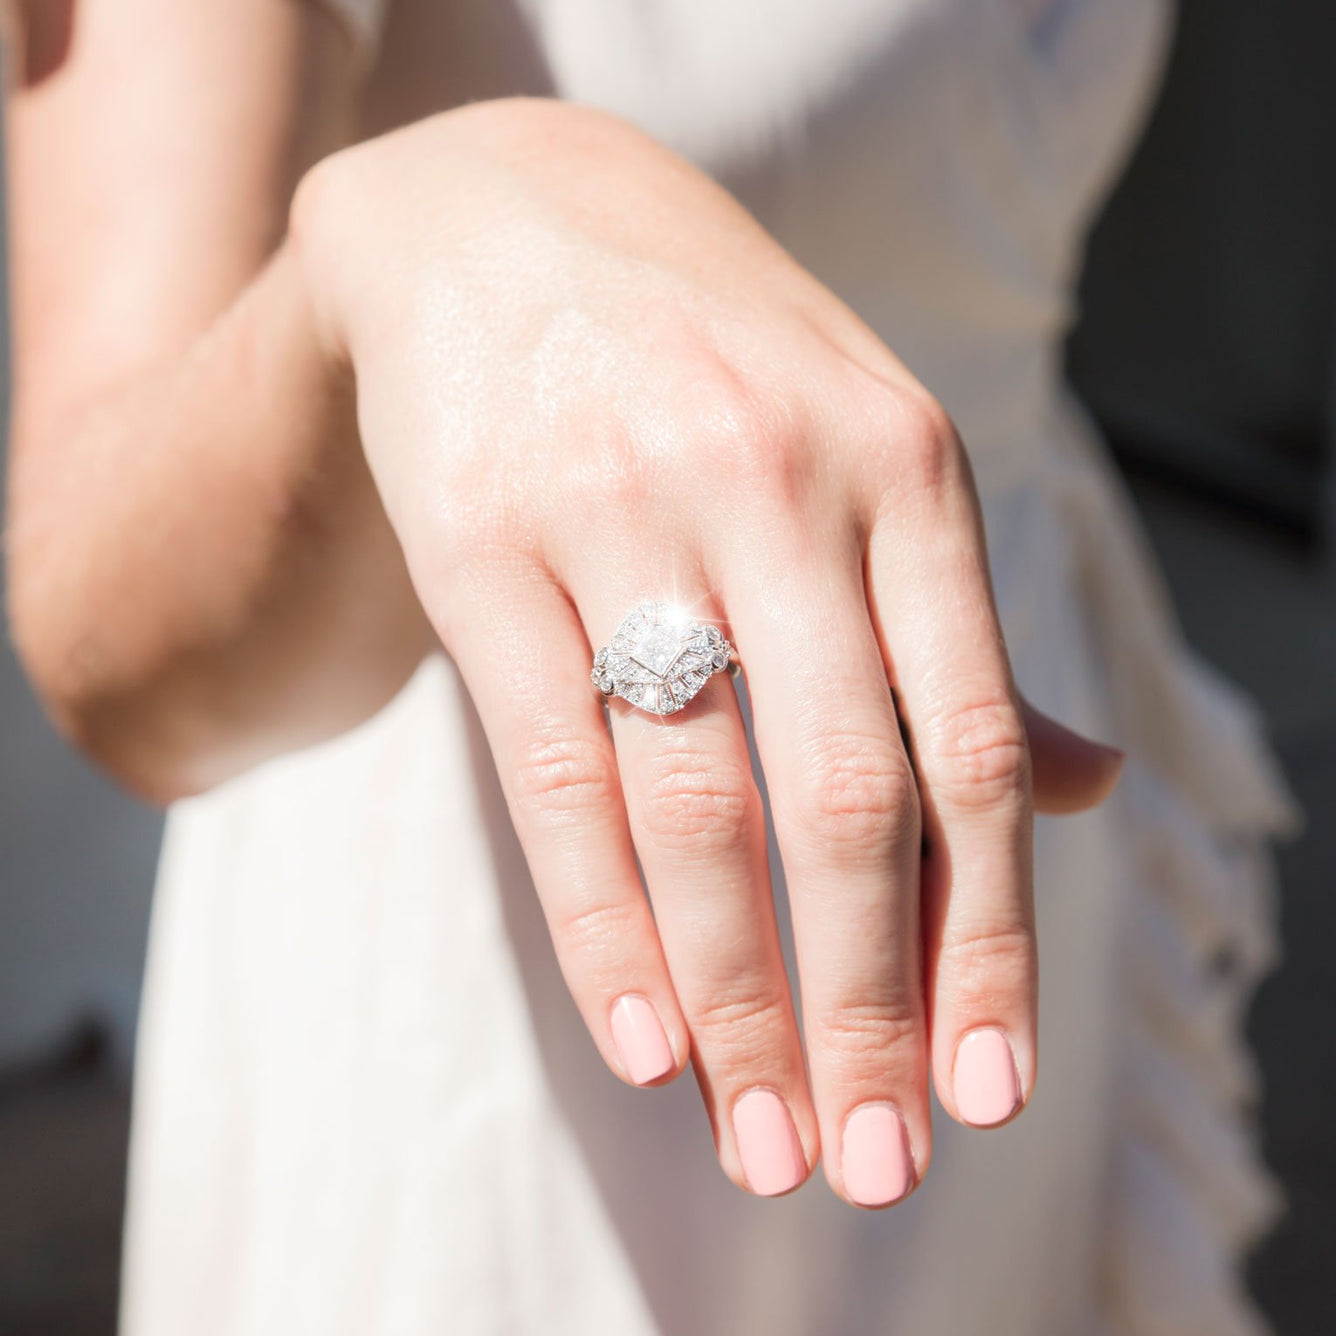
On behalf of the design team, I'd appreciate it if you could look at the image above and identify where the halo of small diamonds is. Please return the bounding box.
[591,602,736,716]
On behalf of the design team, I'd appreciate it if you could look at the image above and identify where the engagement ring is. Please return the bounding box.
[592,602,737,716]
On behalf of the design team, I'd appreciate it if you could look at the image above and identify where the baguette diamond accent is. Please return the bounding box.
[592,602,736,716]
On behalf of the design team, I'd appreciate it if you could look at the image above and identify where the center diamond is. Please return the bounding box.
[600,602,731,716]
[630,622,687,678]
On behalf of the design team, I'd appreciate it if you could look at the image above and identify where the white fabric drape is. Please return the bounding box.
[123,4,1295,1334]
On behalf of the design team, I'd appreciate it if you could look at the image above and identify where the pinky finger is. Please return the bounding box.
[1022,697,1124,816]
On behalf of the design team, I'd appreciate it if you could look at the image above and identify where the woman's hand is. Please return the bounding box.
[296,99,1121,1207]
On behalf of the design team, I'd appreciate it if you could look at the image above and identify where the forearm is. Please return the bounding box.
[4,0,436,801]
[6,241,432,802]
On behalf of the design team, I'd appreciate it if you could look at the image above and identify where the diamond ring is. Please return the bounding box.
[592,602,738,716]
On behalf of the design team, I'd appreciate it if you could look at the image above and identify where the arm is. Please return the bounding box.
[5,0,431,802]
[7,2,1122,1204]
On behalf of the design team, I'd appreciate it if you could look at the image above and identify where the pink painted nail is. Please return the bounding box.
[732,1089,806,1196]
[953,1028,1022,1127]
[610,995,675,1085]
[841,1105,914,1207]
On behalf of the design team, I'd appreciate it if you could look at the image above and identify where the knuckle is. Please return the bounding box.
[793,733,919,850]
[894,390,962,497]
[561,424,652,520]
[592,451,653,517]
[288,144,376,279]
[679,362,810,503]
[687,984,793,1061]
[808,996,922,1067]
[637,743,757,852]
[938,920,1036,1004]
[724,416,811,507]
[548,894,642,965]
[928,699,1031,812]
[511,730,620,826]
[289,150,351,250]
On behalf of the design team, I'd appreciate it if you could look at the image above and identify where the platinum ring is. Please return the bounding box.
[592,601,738,716]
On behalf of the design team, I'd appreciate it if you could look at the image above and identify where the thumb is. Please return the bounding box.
[1022,697,1125,816]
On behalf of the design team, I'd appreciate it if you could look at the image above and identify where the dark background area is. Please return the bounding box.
[1071,0,1336,540]
[1069,4,1336,1330]
[2,1,1334,1330]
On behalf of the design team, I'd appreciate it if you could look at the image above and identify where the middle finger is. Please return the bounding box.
[588,592,817,1199]
[724,535,930,1209]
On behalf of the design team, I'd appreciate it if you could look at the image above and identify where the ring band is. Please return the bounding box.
[592,601,737,716]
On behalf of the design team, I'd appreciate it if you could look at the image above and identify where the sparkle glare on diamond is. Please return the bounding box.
[631,623,686,678]
[604,602,730,715]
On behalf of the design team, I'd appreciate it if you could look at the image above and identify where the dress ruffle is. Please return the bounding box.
[1049,395,1299,1336]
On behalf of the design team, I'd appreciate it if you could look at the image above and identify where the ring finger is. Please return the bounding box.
[591,592,817,1198]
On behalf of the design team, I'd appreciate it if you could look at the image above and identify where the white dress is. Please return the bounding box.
[121,3,1297,1334]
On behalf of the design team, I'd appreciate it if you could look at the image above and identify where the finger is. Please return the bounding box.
[865,417,1036,1131]
[1022,697,1124,815]
[444,568,688,1090]
[725,548,929,1211]
[594,598,815,1198]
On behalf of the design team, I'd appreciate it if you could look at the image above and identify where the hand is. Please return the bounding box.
[294,99,1122,1206]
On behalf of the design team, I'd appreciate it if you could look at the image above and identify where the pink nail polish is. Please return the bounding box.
[610,995,675,1085]
[953,1028,1022,1127]
[841,1105,913,1207]
[732,1089,806,1196]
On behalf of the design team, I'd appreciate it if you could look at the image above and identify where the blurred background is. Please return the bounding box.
[2,2,1334,1331]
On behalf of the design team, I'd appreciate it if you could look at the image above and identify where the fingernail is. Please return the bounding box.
[841,1104,914,1207]
[732,1089,806,1196]
[953,1028,1022,1127]
[610,995,675,1085]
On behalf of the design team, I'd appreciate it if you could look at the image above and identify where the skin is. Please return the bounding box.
[6,0,1123,1207]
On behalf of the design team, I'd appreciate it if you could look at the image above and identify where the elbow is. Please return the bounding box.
[5,413,210,806]
[15,666,207,810]
[6,562,205,808]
